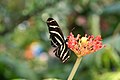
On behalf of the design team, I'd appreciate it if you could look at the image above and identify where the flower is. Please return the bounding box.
[67,32,105,57]
[25,42,44,59]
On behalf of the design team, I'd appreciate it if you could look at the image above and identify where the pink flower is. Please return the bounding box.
[67,32,105,57]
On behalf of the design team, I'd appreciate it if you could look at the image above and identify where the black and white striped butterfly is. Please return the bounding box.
[46,18,70,63]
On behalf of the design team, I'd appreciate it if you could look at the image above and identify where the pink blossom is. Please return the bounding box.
[67,32,105,57]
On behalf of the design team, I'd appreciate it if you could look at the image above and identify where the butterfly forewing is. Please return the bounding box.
[47,18,64,46]
[46,18,70,63]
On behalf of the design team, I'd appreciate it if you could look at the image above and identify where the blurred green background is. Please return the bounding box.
[0,0,120,80]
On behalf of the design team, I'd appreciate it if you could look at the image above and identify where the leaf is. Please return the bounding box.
[102,2,120,14]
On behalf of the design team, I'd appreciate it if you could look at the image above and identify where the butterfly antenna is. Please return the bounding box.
[70,27,76,32]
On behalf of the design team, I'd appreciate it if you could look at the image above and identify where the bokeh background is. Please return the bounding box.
[0,0,120,80]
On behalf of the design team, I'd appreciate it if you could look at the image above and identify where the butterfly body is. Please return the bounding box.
[47,18,70,63]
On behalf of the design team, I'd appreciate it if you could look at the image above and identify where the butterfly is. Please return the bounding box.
[46,18,70,63]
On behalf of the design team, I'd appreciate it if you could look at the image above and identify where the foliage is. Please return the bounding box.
[0,0,120,80]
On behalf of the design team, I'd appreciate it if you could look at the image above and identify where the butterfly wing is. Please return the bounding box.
[47,18,65,47]
[46,18,70,63]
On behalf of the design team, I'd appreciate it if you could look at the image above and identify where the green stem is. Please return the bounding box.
[67,57,82,80]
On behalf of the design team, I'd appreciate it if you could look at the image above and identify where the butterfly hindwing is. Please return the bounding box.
[46,18,70,63]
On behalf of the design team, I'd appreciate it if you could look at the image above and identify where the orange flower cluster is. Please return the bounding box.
[67,32,105,57]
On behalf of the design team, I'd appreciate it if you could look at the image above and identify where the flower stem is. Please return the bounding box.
[67,57,82,80]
